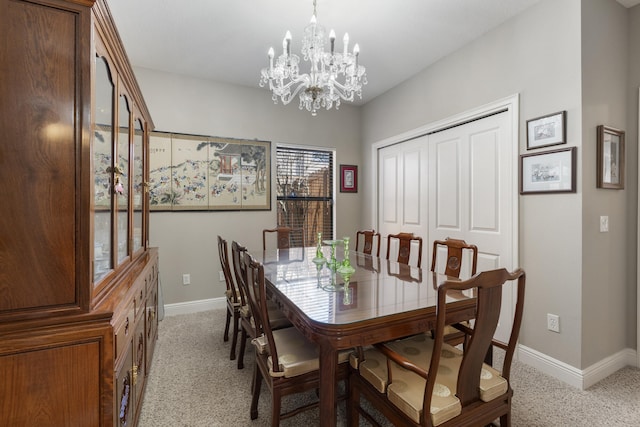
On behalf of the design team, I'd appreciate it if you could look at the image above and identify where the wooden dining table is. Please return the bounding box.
[255,246,476,427]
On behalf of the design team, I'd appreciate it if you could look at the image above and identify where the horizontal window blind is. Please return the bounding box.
[276,146,334,246]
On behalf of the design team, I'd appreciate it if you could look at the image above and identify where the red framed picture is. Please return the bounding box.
[340,164,357,193]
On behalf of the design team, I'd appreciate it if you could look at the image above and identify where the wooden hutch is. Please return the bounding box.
[0,0,158,425]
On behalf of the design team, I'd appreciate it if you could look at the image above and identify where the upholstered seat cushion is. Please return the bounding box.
[358,334,507,426]
[253,327,351,378]
[240,301,291,330]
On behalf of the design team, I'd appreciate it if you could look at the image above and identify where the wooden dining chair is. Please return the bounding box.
[431,238,479,345]
[262,226,305,250]
[355,229,381,256]
[217,235,241,361]
[431,237,478,279]
[349,267,526,427]
[232,241,291,370]
[386,232,423,267]
[243,251,351,426]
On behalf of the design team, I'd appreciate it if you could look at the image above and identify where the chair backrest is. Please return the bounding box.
[430,237,478,279]
[262,226,305,250]
[243,251,282,374]
[217,235,239,304]
[386,232,423,268]
[230,240,248,307]
[428,268,526,409]
[355,229,381,257]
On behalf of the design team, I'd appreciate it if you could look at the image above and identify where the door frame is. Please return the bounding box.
[369,93,520,293]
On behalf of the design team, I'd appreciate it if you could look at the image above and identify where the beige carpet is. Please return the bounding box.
[138,309,640,426]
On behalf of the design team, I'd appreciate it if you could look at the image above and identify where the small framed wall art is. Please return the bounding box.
[596,125,625,190]
[526,110,566,150]
[520,147,576,194]
[340,164,358,193]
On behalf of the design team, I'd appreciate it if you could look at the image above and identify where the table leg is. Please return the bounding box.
[318,343,338,427]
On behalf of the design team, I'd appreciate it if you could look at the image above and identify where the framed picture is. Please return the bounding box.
[597,125,625,189]
[149,131,271,211]
[340,164,358,193]
[526,111,566,149]
[520,147,576,194]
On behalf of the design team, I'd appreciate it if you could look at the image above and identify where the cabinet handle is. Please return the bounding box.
[132,364,138,386]
[124,317,129,335]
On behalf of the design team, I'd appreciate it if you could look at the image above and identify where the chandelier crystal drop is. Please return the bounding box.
[259,0,367,116]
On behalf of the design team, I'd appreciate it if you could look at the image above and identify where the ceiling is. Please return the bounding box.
[107,0,639,106]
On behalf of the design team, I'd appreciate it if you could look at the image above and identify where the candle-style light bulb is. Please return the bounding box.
[286,31,292,56]
[268,47,274,72]
[343,33,349,56]
[353,44,360,71]
[329,29,336,55]
[283,31,292,56]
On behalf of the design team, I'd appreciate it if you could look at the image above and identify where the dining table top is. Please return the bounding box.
[253,245,473,330]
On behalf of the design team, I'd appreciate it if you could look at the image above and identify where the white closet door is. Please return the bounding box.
[378,138,428,267]
[428,111,515,342]
[377,110,515,343]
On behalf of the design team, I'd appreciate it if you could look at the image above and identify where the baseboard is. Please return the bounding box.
[163,297,226,317]
[518,344,637,390]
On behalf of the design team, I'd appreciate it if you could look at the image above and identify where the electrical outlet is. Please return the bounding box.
[182,273,191,286]
[600,216,609,232]
[219,271,225,282]
[547,313,560,333]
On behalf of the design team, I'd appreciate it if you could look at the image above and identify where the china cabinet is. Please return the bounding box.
[0,0,158,426]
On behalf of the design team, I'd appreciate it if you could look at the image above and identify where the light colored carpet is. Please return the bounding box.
[138,309,640,426]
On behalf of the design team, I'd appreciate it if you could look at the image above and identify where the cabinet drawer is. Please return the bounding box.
[133,282,145,320]
[146,260,158,293]
[114,311,133,363]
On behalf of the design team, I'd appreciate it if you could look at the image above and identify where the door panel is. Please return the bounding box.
[378,139,428,267]
[403,149,421,225]
[378,109,515,342]
[434,137,461,230]
[381,154,398,223]
[429,112,514,342]
[470,130,499,232]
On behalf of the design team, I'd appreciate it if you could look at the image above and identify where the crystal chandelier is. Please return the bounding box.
[259,0,367,116]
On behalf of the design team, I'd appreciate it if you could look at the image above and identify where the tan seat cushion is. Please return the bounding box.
[356,347,390,393]
[240,303,291,330]
[253,327,351,377]
[358,334,507,426]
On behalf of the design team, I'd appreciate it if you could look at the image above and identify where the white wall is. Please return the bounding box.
[580,0,631,368]
[135,68,362,305]
[362,0,586,367]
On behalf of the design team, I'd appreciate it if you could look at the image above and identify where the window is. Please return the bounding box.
[276,146,334,246]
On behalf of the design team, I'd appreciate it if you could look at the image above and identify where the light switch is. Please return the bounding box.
[600,216,609,233]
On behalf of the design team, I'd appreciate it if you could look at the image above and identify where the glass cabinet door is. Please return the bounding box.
[132,118,144,253]
[93,56,115,282]
[116,94,131,265]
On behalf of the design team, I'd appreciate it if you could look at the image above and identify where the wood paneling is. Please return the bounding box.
[0,0,80,314]
[0,0,157,425]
